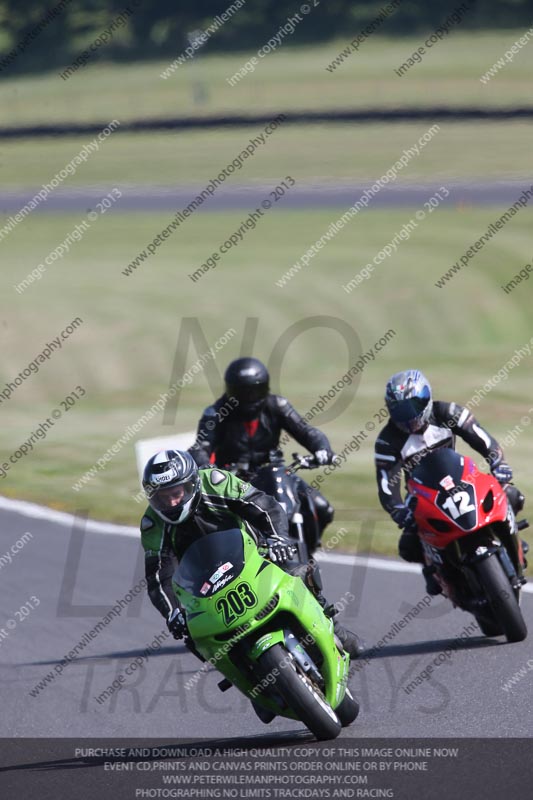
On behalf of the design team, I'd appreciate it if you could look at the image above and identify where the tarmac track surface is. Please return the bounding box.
[1,500,532,798]
[2,179,532,214]
[0,500,531,741]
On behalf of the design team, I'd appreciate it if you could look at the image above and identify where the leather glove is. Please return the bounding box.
[491,461,513,484]
[314,449,334,466]
[265,537,295,565]
[391,504,415,531]
[166,608,186,640]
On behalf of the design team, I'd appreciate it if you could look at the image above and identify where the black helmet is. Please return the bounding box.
[142,449,201,524]
[224,357,269,419]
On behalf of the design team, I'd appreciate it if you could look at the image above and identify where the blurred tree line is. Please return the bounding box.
[1,0,532,73]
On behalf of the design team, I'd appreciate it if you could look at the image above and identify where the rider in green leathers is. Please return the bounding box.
[140,450,361,663]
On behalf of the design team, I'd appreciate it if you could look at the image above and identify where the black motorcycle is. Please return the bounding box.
[229,451,322,564]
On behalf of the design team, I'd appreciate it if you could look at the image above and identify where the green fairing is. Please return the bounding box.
[173,529,350,720]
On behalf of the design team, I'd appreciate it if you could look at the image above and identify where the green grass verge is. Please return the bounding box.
[1,207,532,569]
[1,121,533,188]
[1,32,532,128]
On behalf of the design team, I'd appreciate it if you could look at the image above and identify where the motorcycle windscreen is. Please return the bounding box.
[174,528,245,597]
[411,448,478,530]
[410,448,464,490]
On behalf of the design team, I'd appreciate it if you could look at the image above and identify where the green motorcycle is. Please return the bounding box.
[173,527,359,740]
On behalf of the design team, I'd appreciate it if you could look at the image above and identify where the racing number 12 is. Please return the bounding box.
[215,582,258,626]
[441,491,475,519]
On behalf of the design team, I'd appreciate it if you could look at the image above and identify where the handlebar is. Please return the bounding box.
[224,452,339,476]
[287,453,318,471]
[288,452,341,471]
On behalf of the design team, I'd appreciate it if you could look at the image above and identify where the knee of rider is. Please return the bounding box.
[314,493,334,522]
[506,485,525,512]
[399,534,418,560]
[305,560,323,591]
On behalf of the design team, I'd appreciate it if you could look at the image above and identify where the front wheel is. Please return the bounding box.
[335,687,359,727]
[475,555,527,643]
[259,644,342,741]
[473,613,503,638]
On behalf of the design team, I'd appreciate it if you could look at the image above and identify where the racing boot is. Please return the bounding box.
[506,487,529,565]
[330,614,365,659]
[251,700,276,724]
[304,561,364,659]
[422,565,442,596]
[522,538,529,569]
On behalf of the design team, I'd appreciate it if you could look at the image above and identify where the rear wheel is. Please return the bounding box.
[335,687,359,727]
[475,555,527,643]
[259,644,342,741]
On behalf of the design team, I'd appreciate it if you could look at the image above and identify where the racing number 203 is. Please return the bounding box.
[215,583,258,626]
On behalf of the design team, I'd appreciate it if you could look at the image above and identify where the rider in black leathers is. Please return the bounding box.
[188,358,363,658]
[188,357,336,554]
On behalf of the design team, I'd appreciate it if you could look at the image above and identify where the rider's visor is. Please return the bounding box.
[390,395,430,423]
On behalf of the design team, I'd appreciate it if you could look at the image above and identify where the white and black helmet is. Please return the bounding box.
[142,450,201,524]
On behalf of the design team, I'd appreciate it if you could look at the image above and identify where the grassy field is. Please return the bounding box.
[1,120,533,188]
[1,32,532,128]
[1,207,532,563]
[1,35,532,562]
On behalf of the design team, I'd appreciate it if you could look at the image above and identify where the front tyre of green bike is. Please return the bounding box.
[259,643,342,741]
[335,687,359,727]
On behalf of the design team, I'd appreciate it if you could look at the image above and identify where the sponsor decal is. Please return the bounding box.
[209,561,233,584]
[211,574,234,592]
[254,634,274,654]
[200,581,211,595]
[440,475,455,491]
[152,471,175,484]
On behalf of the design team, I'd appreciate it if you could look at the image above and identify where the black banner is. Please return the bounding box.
[0,738,530,800]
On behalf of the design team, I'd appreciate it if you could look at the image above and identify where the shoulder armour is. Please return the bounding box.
[141,514,154,532]
[272,394,288,409]
[209,468,227,486]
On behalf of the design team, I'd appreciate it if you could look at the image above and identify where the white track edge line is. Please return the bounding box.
[1,495,531,593]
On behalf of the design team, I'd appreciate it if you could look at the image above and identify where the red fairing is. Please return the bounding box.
[407,455,508,549]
